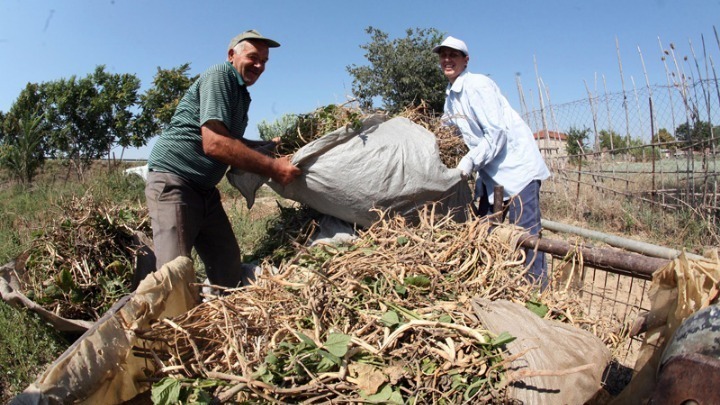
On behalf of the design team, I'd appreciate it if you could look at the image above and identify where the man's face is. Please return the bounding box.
[228,39,270,86]
[438,47,468,83]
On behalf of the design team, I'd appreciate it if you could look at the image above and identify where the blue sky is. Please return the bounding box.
[1,0,718,159]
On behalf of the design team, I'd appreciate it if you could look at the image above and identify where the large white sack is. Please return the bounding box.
[227,114,472,227]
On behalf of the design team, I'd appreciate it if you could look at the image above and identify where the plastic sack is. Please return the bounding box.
[227,114,472,228]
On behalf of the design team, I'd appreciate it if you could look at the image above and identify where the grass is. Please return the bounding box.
[0,302,67,402]
[541,186,716,253]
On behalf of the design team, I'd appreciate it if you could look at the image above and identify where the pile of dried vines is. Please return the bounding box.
[17,194,150,320]
[135,207,587,403]
[272,104,365,156]
[269,101,467,170]
[399,101,468,169]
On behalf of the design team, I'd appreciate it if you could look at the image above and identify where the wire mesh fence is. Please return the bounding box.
[524,79,720,234]
[527,78,720,366]
[546,254,652,394]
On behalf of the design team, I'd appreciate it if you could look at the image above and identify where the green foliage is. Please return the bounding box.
[490,331,516,346]
[0,111,46,184]
[347,26,447,114]
[5,64,195,178]
[256,331,351,385]
[675,120,720,149]
[565,126,591,162]
[242,204,317,264]
[258,113,299,140]
[0,164,149,400]
[135,64,198,140]
[51,67,136,163]
[259,104,364,155]
[598,129,626,152]
[4,83,53,159]
[22,194,150,320]
[653,127,676,145]
[0,110,5,142]
[151,377,219,405]
[361,383,404,404]
[525,299,549,318]
[597,129,646,161]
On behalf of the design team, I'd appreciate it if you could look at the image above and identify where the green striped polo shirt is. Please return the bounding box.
[148,62,251,189]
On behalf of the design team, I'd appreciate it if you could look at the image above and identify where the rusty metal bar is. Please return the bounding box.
[518,234,667,280]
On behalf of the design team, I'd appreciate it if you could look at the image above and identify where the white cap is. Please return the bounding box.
[432,36,469,56]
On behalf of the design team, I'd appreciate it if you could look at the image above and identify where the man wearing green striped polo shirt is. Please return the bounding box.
[146,30,301,289]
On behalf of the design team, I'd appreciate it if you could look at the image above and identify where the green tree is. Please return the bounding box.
[134,64,198,142]
[565,126,591,162]
[675,120,718,149]
[4,64,194,176]
[599,129,627,153]
[347,27,447,114]
[36,66,144,177]
[92,66,142,159]
[653,128,676,144]
[42,67,133,177]
[0,110,6,142]
[0,111,46,184]
[3,83,53,159]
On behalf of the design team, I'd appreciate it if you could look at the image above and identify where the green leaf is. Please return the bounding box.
[187,387,213,404]
[393,283,407,296]
[380,311,400,327]
[323,333,351,357]
[451,373,467,389]
[317,349,341,371]
[251,364,268,379]
[388,390,404,404]
[194,379,222,389]
[56,268,75,292]
[362,383,393,402]
[396,236,409,245]
[404,275,431,288]
[386,302,422,321]
[525,300,549,318]
[151,377,182,405]
[438,314,453,323]
[295,331,318,348]
[491,331,516,346]
[463,377,486,402]
[265,351,278,365]
[421,358,437,375]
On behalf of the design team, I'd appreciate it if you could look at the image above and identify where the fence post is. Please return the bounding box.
[493,185,504,223]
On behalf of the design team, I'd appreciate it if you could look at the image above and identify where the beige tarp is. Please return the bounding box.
[611,252,720,404]
[12,256,199,405]
[473,298,612,404]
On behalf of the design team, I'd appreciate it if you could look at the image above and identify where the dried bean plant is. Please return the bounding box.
[135,206,589,404]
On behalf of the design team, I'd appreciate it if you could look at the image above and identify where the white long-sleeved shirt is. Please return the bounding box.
[443,70,550,202]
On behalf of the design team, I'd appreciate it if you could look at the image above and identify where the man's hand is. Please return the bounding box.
[456,156,474,179]
[271,156,301,186]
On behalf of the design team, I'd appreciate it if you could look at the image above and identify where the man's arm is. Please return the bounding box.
[457,79,510,174]
[201,120,301,186]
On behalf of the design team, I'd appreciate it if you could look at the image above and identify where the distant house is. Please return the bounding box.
[533,130,568,156]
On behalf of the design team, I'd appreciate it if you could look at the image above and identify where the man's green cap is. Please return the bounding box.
[228,29,280,51]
